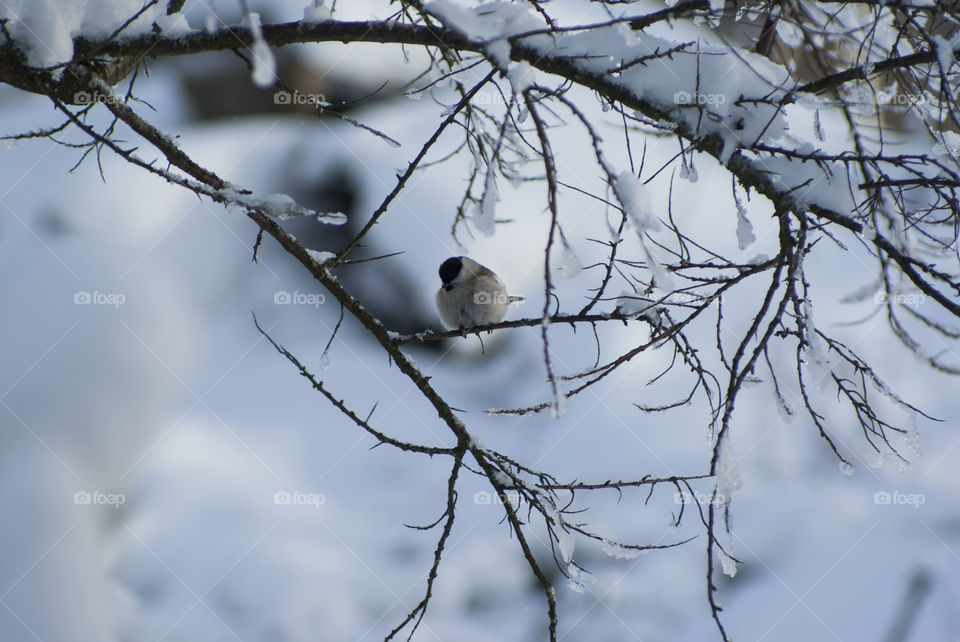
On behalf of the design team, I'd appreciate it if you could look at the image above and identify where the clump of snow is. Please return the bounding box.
[429,0,870,219]
[614,291,661,321]
[714,434,742,504]
[484,39,512,71]
[474,170,498,236]
[734,197,756,250]
[261,193,311,218]
[303,0,332,23]
[507,61,535,94]
[718,531,738,577]
[245,12,276,89]
[0,0,169,71]
[775,19,804,47]
[713,431,742,578]
[800,298,832,392]
[611,171,675,290]
[306,249,336,264]
[752,149,857,216]
[566,563,596,593]
[612,171,659,232]
[556,525,575,564]
[425,1,544,71]
[679,158,698,183]
[154,13,193,37]
[932,130,960,171]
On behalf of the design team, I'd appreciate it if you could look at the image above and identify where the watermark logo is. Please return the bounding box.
[274,291,325,308]
[473,490,520,506]
[74,290,125,308]
[73,490,125,508]
[873,490,925,508]
[874,291,926,306]
[875,92,923,107]
[473,291,510,306]
[674,90,726,106]
[473,90,508,107]
[73,91,111,106]
[273,91,327,106]
[274,490,326,508]
[675,490,728,507]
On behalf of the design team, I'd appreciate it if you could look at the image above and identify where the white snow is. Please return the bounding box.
[752,148,857,216]
[566,563,596,593]
[714,431,742,579]
[801,297,832,392]
[932,129,960,171]
[306,249,336,264]
[614,290,661,320]
[246,12,277,89]
[718,530,738,578]
[930,34,958,73]
[154,12,194,38]
[679,157,699,183]
[475,169,498,236]
[302,1,332,23]
[612,171,658,231]
[424,1,542,63]
[735,197,756,250]
[557,243,582,278]
[775,20,804,47]
[715,433,742,503]
[556,525,575,564]
[222,189,347,225]
[601,539,645,560]
[507,61,535,94]
[0,0,169,71]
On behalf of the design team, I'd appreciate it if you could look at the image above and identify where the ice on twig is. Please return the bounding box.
[475,171,498,236]
[601,539,644,560]
[801,298,832,392]
[566,563,595,593]
[220,189,347,225]
[246,12,276,89]
[557,244,581,278]
[735,199,756,250]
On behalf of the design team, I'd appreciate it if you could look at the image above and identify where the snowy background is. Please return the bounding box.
[0,0,958,640]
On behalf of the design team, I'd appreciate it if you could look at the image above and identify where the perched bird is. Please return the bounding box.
[436,256,523,329]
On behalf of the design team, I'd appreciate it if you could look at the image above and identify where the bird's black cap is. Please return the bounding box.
[438,256,463,284]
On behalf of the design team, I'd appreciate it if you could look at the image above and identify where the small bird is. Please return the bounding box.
[436,256,523,329]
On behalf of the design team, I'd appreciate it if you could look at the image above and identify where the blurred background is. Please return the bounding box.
[0,1,958,640]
